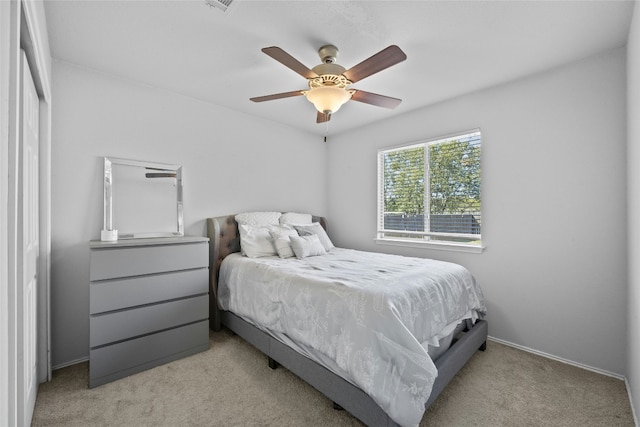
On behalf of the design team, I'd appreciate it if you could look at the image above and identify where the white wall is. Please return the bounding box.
[627,1,640,420]
[327,48,628,375]
[50,60,326,367]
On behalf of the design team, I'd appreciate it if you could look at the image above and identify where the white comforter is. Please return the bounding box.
[218,248,486,427]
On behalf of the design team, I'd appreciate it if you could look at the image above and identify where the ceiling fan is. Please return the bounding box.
[250,44,407,124]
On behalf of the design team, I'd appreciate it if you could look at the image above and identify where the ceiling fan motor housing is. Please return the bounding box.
[311,62,347,77]
[308,74,351,89]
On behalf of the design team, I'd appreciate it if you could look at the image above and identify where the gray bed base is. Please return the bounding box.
[207,215,488,427]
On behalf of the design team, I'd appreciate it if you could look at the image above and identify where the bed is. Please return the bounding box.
[207,212,487,427]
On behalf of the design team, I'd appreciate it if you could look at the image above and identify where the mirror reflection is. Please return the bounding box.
[103,157,183,239]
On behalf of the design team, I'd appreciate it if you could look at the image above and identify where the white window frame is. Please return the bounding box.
[375,129,484,253]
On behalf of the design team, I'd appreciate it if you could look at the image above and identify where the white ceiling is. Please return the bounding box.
[43,0,634,137]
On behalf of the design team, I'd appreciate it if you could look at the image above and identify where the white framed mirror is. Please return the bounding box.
[102,157,183,240]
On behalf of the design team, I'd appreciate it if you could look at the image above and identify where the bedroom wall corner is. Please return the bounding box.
[49,60,325,367]
[626,1,640,423]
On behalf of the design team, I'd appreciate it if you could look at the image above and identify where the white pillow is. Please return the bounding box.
[238,224,277,258]
[289,234,326,259]
[293,223,334,252]
[279,212,312,225]
[269,227,298,259]
[235,211,281,226]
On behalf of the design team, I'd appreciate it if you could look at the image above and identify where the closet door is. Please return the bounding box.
[18,50,39,427]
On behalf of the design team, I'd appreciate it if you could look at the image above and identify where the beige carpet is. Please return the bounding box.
[32,329,634,426]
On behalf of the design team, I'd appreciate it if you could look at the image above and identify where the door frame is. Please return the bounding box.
[0,1,20,424]
[0,0,52,425]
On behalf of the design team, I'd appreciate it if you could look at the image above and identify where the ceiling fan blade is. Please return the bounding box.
[262,47,318,79]
[316,111,331,123]
[351,90,402,109]
[342,45,407,83]
[250,90,305,103]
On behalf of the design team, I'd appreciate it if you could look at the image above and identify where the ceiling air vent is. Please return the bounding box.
[205,0,234,13]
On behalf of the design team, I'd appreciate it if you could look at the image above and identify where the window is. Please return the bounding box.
[377,130,482,250]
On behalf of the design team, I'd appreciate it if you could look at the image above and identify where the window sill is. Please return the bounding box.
[374,238,485,253]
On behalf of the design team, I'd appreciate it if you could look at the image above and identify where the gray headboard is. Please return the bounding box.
[206,214,328,331]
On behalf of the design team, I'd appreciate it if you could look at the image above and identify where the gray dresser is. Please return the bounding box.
[89,236,210,388]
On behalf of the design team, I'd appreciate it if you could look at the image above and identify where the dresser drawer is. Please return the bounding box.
[90,241,208,281]
[89,320,209,388]
[90,268,208,314]
[90,294,208,347]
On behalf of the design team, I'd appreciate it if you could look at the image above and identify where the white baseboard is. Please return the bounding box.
[487,335,625,380]
[625,377,640,427]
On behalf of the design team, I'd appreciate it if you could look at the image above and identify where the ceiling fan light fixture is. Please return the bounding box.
[305,86,353,115]
[304,74,354,114]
